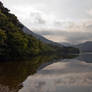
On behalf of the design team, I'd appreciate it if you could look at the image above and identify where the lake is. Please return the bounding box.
[0,53,92,92]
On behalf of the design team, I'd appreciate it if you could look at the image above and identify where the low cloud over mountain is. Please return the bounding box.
[3,0,92,44]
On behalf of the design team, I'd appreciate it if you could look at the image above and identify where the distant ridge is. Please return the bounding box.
[22,26,63,47]
[75,41,92,52]
[60,42,72,47]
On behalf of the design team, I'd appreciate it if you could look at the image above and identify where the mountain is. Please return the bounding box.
[0,1,79,60]
[0,2,56,59]
[60,42,72,47]
[75,41,92,52]
[22,26,63,47]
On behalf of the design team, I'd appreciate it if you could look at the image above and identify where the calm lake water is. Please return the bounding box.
[0,53,92,92]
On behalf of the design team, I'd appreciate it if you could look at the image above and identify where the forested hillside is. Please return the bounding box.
[0,2,56,59]
[0,2,79,60]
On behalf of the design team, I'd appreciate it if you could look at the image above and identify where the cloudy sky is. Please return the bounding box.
[2,0,92,44]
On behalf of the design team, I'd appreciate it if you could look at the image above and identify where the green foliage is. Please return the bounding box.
[0,29,6,45]
[0,1,57,59]
[6,31,28,57]
[0,1,79,60]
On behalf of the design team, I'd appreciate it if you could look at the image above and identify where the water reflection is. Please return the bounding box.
[19,54,92,92]
[0,56,55,87]
[77,53,92,63]
[0,54,76,91]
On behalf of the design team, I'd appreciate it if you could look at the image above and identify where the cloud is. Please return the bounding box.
[87,9,92,16]
[19,60,92,92]
[34,21,92,44]
[30,12,46,25]
[2,0,92,44]
[3,0,92,23]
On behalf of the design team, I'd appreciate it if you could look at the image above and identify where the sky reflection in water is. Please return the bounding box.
[19,54,92,92]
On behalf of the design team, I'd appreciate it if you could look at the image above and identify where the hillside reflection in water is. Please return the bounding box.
[19,54,92,92]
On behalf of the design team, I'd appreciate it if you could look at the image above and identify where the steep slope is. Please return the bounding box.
[22,26,63,47]
[0,2,56,59]
[0,2,79,60]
